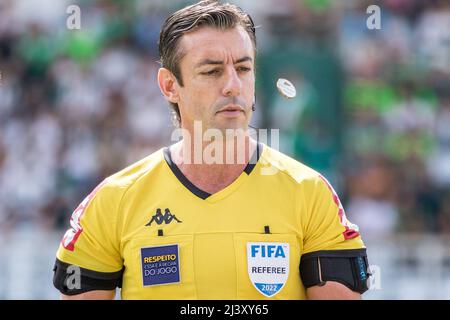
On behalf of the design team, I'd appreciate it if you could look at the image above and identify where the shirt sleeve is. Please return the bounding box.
[56,179,123,273]
[300,174,365,254]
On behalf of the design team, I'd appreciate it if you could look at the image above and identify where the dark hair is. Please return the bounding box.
[158,0,256,126]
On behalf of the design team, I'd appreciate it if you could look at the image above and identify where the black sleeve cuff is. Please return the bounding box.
[300,248,370,294]
[53,258,124,296]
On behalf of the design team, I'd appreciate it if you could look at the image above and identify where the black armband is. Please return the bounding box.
[300,248,370,294]
[53,258,124,296]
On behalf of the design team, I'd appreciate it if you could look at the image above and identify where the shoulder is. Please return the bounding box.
[260,145,341,206]
[95,147,166,199]
[259,144,324,187]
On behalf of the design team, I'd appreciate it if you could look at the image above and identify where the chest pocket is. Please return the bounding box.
[127,234,196,299]
[233,233,305,300]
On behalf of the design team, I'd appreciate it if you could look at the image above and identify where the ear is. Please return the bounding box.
[157,68,180,104]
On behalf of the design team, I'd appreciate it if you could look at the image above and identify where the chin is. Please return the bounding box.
[215,119,249,132]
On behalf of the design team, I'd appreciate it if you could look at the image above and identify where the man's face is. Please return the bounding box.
[175,26,255,132]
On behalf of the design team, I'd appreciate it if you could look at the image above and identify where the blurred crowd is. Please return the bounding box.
[0,0,449,239]
[337,0,450,238]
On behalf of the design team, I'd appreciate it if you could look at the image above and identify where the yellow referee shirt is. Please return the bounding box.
[55,142,365,299]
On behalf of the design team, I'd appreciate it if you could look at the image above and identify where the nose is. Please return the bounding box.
[222,67,241,97]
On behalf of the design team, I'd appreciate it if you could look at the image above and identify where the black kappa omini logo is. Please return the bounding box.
[145,208,182,226]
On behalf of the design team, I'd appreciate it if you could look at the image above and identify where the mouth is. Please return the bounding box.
[216,105,245,117]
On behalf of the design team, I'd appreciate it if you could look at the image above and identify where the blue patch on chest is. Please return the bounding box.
[140,244,180,286]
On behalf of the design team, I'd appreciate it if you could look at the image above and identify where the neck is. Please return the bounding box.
[170,134,258,194]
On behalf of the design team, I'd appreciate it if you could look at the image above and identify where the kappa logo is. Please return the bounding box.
[145,208,182,226]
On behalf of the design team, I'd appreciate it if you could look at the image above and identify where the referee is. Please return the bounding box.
[53,0,370,300]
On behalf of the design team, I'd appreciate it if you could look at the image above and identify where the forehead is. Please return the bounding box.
[179,26,255,65]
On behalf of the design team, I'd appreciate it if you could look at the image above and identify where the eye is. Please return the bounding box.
[201,69,220,76]
[237,66,251,72]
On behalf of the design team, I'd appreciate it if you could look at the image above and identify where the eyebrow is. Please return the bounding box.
[195,56,253,68]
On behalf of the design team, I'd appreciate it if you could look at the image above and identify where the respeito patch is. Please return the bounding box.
[140,244,180,286]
